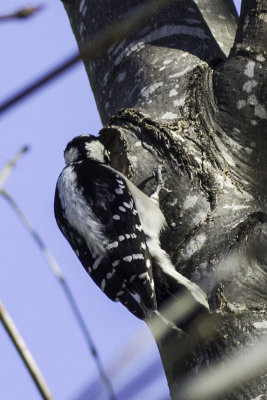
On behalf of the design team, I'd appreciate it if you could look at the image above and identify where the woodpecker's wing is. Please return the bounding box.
[54,159,156,319]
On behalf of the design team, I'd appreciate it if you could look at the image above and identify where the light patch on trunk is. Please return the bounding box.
[243,80,258,93]
[182,233,206,259]
[244,61,255,78]
[183,195,198,210]
[140,82,163,98]
[169,89,178,97]
[113,25,209,67]
[161,112,177,120]
[253,321,267,330]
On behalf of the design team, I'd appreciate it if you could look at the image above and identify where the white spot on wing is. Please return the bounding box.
[123,255,133,262]
[101,279,106,290]
[106,241,119,249]
[113,215,120,220]
[117,71,126,83]
[123,201,132,209]
[92,257,102,270]
[112,260,120,267]
[132,254,144,260]
[115,188,123,194]
[106,270,115,279]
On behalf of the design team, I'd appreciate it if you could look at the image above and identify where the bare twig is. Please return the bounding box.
[0,146,29,190]
[0,190,64,279]
[0,149,116,400]
[0,5,44,22]
[1,190,116,400]
[0,0,174,116]
[0,299,53,400]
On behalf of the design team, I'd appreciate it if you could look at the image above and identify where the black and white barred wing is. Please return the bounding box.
[54,160,156,319]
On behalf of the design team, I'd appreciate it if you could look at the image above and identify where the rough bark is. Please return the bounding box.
[61,0,267,398]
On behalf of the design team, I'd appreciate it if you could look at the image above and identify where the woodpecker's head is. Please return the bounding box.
[64,135,108,164]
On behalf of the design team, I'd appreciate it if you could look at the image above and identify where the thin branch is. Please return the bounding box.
[0,5,44,22]
[59,279,116,400]
[0,0,175,116]
[0,149,116,400]
[0,299,53,400]
[0,146,29,190]
[0,190,64,279]
[0,189,116,400]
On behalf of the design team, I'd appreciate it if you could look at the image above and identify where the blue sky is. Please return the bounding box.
[0,1,241,399]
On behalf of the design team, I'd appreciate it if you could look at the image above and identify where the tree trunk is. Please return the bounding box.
[61,0,267,398]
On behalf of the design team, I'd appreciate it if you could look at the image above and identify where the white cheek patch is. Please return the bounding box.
[85,141,105,162]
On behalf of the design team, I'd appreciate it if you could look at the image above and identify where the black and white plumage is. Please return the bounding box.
[54,135,209,321]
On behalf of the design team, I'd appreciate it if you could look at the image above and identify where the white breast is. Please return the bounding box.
[57,165,107,257]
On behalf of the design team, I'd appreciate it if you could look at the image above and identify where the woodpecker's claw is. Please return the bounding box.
[151,165,171,203]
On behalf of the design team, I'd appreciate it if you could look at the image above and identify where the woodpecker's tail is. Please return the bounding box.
[152,250,209,330]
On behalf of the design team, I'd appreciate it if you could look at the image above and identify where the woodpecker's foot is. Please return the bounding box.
[151,165,171,203]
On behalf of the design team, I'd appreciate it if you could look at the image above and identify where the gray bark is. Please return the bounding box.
[61,0,267,398]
